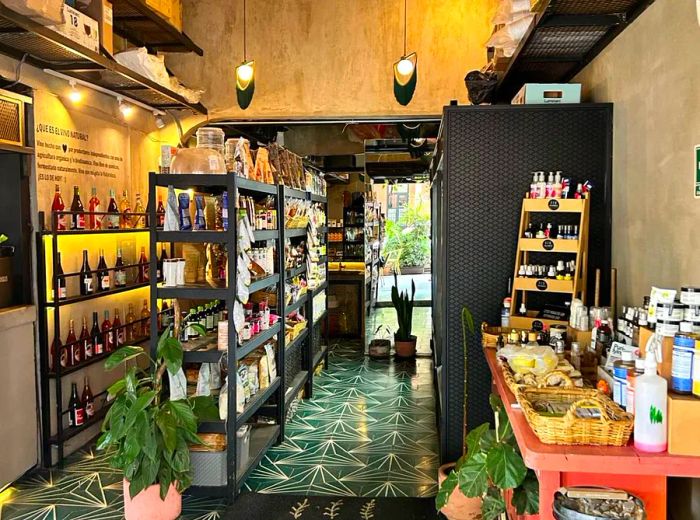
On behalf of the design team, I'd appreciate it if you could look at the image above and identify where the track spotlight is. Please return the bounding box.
[68,80,82,103]
[118,97,133,119]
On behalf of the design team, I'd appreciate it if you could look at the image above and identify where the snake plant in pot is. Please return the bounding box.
[391,271,416,357]
[97,324,218,520]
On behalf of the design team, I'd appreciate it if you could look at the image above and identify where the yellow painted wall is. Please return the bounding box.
[574,0,700,306]
[168,0,498,119]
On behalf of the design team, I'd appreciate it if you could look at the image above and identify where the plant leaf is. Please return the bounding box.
[480,429,497,452]
[481,492,506,520]
[155,409,178,453]
[486,443,527,490]
[123,391,156,433]
[462,306,475,336]
[157,337,183,375]
[167,400,197,432]
[465,423,489,458]
[512,470,539,515]
[107,379,126,399]
[104,346,144,371]
[489,393,504,414]
[435,469,458,510]
[457,452,488,498]
[96,430,112,450]
[189,395,220,422]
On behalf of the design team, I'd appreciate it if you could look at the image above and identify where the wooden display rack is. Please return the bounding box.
[509,197,590,330]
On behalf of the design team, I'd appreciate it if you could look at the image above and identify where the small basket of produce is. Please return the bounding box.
[501,363,580,396]
[518,387,633,446]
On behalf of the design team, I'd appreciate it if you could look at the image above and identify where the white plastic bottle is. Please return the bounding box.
[633,352,668,453]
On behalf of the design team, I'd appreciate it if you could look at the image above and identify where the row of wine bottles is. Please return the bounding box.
[50,184,166,231]
[53,246,169,299]
[68,378,95,427]
[50,301,172,370]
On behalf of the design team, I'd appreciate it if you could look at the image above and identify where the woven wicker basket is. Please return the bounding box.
[481,322,528,348]
[500,360,575,396]
[518,387,633,446]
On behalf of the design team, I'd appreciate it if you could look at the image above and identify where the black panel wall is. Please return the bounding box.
[433,104,613,462]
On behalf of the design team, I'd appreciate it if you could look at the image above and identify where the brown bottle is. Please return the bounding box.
[80,316,93,361]
[68,382,84,427]
[137,247,149,283]
[50,335,67,371]
[82,377,95,419]
[66,319,80,367]
[113,308,124,346]
[140,299,150,337]
[70,185,85,230]
[126,303,136,342]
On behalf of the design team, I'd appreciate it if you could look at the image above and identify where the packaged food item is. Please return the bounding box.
[194,194,207,230]
[164,185,179,231]
[219,377,228,420]
[178,192,192,230]
[499,342,558,376]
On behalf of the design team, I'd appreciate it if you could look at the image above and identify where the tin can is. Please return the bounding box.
[681,287,700,306]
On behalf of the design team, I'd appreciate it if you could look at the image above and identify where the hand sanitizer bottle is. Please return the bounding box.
[634,348,668,453]
[554,171,563,198]
[537,172,546,199]
[545,172,554,198]
[530,172,539,199]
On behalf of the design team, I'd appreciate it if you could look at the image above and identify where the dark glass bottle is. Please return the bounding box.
[70,185,85,230]
[55,252,67,301]
[51,184,66,231]
[50,335,67,371]
[137,247,149,283]
[79,250,93,296]
[157,246,167,282]
[105,189,119,229]
[156,195,165,229]
[114,248,126,288]
[97,249,109,292]
[113,308,124,346]
[66,319,80,366]
[91,311,103,356]
[80,316,93,361]
[68,382,85,427]
[101,310,114,352]
[82,377,95,419]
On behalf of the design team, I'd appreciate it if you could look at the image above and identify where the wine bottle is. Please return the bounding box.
[82,377,95,419]
[157,246,167,282]
[137,247,149,283]
[88,187,101,230]
[68,382,85,427]
[101,310,114,352]
[66,319,80,367]
[97,249,110,292]
[119,189,132,229]
[114,248,126,288]
[51,184,66,231]
[50,335,67,371]
[156,194,165,229]
[79,250,93,296]
[104,189,120,229]
[140,299,150,337]
[161,300,170,329]
[132,193,146,229]
[80,316,93,361]
[55,252,67,301]
[113,308,124,346]
[126,303,136,342]
[70,185,85,230]
[91,311,103,355]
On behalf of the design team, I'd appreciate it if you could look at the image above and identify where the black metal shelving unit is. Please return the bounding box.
[308,193,330,391]
[0,5,207,113]
[149,172,285,499]
[36,210,156,465]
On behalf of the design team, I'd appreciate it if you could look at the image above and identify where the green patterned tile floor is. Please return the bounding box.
[243,340,439,498]
[1,340,438,518]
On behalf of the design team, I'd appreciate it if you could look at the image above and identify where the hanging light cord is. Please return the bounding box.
[403,0,407,57]
[243,0,247,61]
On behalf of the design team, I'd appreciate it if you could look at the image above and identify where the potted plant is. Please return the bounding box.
[97,325,218,520]
[436,308,538,520]
[368,325,392,359]
[437,394,539,520]
[391,271,416,357]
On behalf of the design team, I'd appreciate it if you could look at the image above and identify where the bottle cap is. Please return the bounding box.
[635,358,646,370]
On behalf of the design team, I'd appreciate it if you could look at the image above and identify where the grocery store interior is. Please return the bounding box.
[0,0,698,519]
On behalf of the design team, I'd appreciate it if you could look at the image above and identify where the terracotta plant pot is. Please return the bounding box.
[123,479,181,520]
[394,334,417,358]
[438,463,483,520]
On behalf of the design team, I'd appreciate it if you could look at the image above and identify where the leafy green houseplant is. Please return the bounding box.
[436,396,539,520]
[97,325,217,520]
[391,271,416,357]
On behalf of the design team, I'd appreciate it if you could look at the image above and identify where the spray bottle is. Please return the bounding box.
[634,334,668,453]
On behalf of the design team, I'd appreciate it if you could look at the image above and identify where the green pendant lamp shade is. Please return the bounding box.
[393,51,417,106]
[236,60,255,110]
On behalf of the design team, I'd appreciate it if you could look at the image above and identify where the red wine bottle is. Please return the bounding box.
[55,252,67,301]
[137,247,149,283]
[101,310,114,352]
[91,311,103,355]
[96,249,110,292]
[79,250,93,296]
[82,377,95,419]
[50,335,67,371]
[114,248,126,288]
[51,184,66,231]
[68,382,85,427]
[70,185,85,230]
[113,308,124,346]
[66,319,80,366]
[80,316,93,361]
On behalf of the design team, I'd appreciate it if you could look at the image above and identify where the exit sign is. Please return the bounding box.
[696,145,700,198]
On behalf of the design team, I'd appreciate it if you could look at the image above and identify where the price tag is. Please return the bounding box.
[542,239,555,251]
[536,279,548,291]
[548,199,560,210]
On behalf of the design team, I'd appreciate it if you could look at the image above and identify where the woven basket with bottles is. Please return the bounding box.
[481,322,528,348]
[517,387,634,446]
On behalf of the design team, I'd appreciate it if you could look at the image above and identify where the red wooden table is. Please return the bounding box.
[485,348,700,519]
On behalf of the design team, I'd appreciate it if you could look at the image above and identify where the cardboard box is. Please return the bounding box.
[48,4,99,53]
[79,0,113,55]
[668,393,700,456]
[146,0,182,31]
[512,83,581,105]
[639,326,674,383]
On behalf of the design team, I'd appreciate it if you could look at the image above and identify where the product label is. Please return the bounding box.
[84,340,93,359]
[83,277,93,293]
[60,348,68,368]
[100,275,110,290]
[106,331,114,350]
[117,329,125,345]
[71,344,81,365]
[74,214,85,230]
[56,215,65,231]
[536,279,548,291]
[672,345,694,393]
[548,199,560,211]
[94,339,104,355]
[85,402,94,418]
[115,270,126,287]
[542,239,555,251]
[74,407,85,426]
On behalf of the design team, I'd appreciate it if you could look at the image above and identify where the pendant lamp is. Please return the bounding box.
[236,0,255,109]
[393,0,417,105]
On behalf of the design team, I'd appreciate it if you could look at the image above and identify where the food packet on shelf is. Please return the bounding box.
[499,343,558,376]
